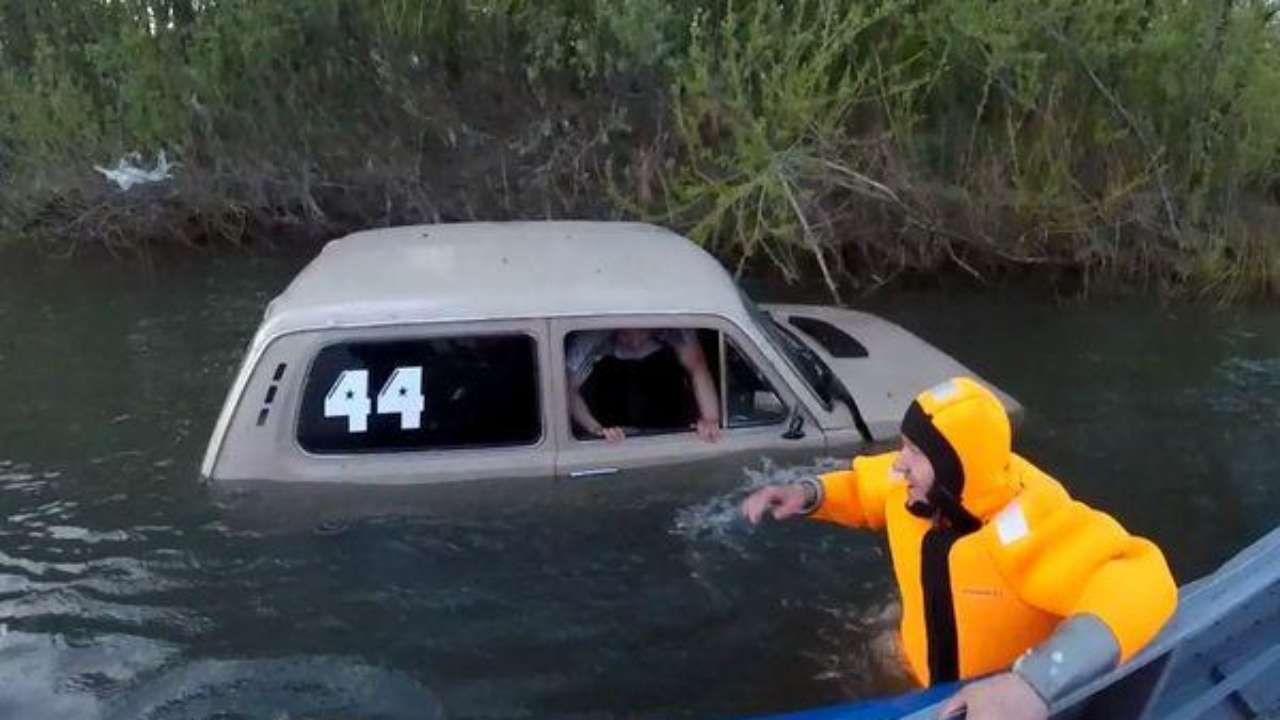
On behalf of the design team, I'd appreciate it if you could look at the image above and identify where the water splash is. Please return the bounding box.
[670,457,844,548]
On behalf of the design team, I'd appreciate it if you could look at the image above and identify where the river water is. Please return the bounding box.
[0,249,1277,719]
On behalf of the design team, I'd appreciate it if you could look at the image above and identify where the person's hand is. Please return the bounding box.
[937,673,1048,720]
[742,484,808,524]
[693,417,721,443]
[599,426,626,443]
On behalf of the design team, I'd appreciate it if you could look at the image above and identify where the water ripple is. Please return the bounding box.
[0,630,177,720]
[0,585,208,640]
[1205,356,1280,424]
[104,655,444,720]
[0,461,57,494]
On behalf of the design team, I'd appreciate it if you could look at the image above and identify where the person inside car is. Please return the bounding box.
[567,328,720,443]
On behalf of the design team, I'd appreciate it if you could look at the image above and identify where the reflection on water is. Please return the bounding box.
[1208,357,1280,419]
[104,655,445,720]
[0,251,1278,718]
[0,630,174,719]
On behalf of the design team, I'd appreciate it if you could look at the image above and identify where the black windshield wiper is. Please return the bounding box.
[768,319,833,407]
[740,293,875,443]
[821,370,874,444]
[768,317,874,444]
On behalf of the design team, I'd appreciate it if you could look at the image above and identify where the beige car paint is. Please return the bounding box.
[202,221,1019,485]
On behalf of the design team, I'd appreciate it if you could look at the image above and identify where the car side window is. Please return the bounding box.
[297,335,540,453]
[565,328,719,441]
[724,338,788,428]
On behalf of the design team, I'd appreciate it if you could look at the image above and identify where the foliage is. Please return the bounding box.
[0,0,1278,298]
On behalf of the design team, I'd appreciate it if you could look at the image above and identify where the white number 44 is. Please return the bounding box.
[324,367,424,433]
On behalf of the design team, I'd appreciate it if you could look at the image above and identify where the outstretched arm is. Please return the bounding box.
[742,452,899,528]
[742,482,817,524]
[675,337,720,442]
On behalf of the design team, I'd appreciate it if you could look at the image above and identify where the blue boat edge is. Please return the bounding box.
[741,682,960,720]
[738,524,1280,720]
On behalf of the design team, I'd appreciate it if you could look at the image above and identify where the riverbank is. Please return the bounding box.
[2,1,1278,300]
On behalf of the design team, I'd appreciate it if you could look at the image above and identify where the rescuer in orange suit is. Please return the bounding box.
[742,377,1177,720]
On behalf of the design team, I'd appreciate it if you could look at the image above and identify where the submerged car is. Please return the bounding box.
[202,221,1020,485]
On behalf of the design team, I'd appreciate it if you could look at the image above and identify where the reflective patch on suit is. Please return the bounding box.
[995,501,1029,545]
[958,586,1003,599]
[927,379,960,402]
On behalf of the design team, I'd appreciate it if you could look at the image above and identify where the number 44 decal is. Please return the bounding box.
[324,367,424,433]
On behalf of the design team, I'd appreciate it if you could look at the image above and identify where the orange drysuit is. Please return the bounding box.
[809,378,1177,686]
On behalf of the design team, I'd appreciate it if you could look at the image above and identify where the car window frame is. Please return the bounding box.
[720,333,790,430]
[550,314,798,448]
[290,319,552,460]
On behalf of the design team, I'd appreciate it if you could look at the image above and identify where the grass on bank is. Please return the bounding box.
[0,0,1278,300]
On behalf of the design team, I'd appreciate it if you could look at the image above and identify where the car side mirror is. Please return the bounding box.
[782,410,805,440]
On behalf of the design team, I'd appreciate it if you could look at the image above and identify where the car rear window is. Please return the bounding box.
[297,335,540,453]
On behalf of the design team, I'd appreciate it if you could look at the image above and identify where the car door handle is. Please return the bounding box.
[569,467,619,479]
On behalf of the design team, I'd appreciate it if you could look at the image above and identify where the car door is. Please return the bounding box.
[550,315,826,480]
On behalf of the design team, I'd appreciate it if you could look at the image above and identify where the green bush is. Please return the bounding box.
[0,0,1277,298]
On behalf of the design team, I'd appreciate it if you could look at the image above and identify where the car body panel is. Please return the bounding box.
[202,222,1020,485]
[761,304,1023,440]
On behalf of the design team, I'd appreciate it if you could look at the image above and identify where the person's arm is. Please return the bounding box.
[742,451,898,527]
[937,614,1119,719]
[742,482,812,524]
[805,452,897,528]
[566,331,624,442]
[1006,504,1177,664]
[943,501,1178,719]
[673,333,720,442]
[569,383,624,442]
[936,672,1047,720]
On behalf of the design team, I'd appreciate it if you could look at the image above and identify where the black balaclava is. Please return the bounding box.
[900,400,981,533]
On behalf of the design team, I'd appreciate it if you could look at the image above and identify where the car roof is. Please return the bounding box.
[258,221,751,339]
